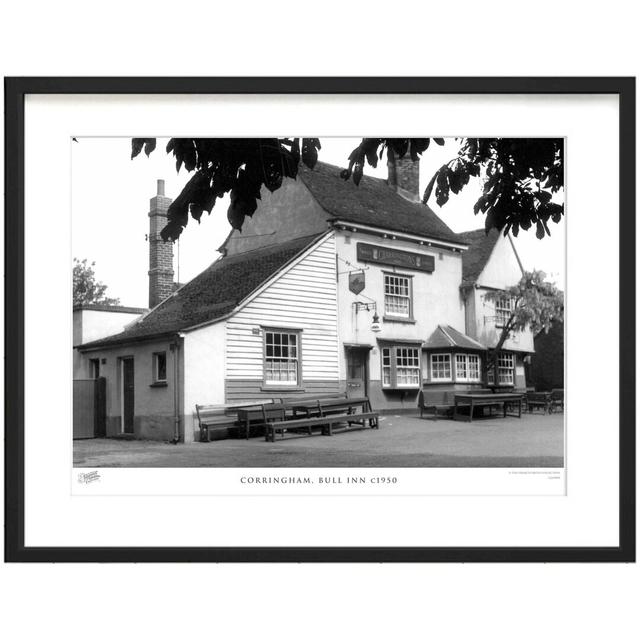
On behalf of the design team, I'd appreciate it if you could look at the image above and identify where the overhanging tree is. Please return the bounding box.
[131,137,563,241]
[484,270,564,383]
[73,258,120,306]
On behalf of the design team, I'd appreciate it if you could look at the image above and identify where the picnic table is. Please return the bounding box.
[453,392,523,422]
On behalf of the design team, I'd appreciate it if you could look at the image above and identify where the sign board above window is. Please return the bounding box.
[356,243,435,273]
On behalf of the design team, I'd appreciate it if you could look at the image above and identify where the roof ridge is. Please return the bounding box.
[438,324,456,346]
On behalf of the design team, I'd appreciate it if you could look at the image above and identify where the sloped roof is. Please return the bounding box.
[457,227,501,285]
[79,233,324,349]
[298,161,461,245]
[424,325,487,351]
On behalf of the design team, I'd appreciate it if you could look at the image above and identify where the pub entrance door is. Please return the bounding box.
[346,347,369,398]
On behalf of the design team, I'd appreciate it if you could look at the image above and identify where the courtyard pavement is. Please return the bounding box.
[74,412,564,468]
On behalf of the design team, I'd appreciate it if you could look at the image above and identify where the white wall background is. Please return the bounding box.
[1,4,637,640]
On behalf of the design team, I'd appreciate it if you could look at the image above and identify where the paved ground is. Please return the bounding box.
[74,412,564,468]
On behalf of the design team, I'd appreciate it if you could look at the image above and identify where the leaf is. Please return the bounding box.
[422,172,437,204]
[301,138,320,169]
[144,139,156,156]
[433,138,445,146]
[362,139,380,167]
[353,164,363,186]
[435,169,450,207]
[227,197,246,230]
[132,138,156,159]
[536,190,552,204]
[484,209,496,232]
[536,220,545,239]
[290,138,300,165]
[131,139,144,159]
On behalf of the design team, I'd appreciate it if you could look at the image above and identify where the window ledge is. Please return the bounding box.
[382,316,416,324]
[149,381,168,388]
[260,386,304,393]
[382,386,420,393]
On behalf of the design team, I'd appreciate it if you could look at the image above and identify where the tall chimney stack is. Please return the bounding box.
[387,149,420,202]
[148,179,174,308]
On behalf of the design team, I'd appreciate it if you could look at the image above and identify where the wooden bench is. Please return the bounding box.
[526,391,551,413]
[418,390,455,419]
[263,400,379,442]
[550,388,564,412]
[196,400,274,442]
[279,392,348,404]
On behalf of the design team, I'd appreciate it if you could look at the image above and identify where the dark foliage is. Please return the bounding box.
[131,138,320,241]
[343,138,563,238]
[131,136,563,241]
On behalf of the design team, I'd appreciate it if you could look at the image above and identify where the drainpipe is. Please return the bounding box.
[170,333,184,443]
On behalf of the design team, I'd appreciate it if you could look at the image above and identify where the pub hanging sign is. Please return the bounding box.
[356,242,435,273]
[349,270,366,295]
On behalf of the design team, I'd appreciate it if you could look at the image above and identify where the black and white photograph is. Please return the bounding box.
[72,136,565,470]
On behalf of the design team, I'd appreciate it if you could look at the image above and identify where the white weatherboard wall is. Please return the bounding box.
[225,233,340,401]
[183,321,226,441]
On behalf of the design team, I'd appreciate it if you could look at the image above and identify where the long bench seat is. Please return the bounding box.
[264,411,379,442]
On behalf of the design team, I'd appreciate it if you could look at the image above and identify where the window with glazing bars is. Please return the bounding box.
[497,352,514,384]
[455,353,481,382]
[381,345,420,388]
[430,353,451,381]
[495,296,513,326]
[264,330,299,385]
[384,274,411,317]
[396,347,420,386]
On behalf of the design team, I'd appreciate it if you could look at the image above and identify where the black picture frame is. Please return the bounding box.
[4,76,635,563]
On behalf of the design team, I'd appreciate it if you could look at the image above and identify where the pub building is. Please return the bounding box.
[77,157,533,442]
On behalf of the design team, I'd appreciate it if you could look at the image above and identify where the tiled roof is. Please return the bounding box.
[79,233,324,349]
[298,161,461,245]
[424,325,487,351]
[457,227,501,285]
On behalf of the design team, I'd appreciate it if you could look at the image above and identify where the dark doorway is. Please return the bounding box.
[73,377,106,439]
[122,357,135,434]
[346,348,369,398]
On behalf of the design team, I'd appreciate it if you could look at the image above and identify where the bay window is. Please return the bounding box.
[381,344,421,388]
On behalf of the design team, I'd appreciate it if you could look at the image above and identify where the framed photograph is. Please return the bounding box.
[4,77,635,562]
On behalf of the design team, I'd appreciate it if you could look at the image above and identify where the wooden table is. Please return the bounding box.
[453,393,523,422]
[237,405,287,440]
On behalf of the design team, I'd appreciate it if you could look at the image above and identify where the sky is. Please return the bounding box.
[72,137,566,308]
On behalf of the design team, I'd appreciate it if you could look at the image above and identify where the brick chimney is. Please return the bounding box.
[148,179,174,308]
[387,149,420,202]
